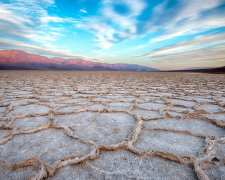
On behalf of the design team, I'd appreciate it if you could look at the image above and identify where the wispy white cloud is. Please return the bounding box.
[40,16,77,24]
[175,0,219,20]
[102,0,145,34]
[77,19,115,49]
[148,0,225,43]
[0,38,103,61]
[0,38,80,58]
[133,31,225,69]
[150,16,225,43]
[148,45,225,70]
[80,9,87,13]
[77,0,146,49]
[0,0,76,45]
[134,32,225,58]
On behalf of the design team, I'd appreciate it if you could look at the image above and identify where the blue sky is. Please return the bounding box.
[0,0,225,70]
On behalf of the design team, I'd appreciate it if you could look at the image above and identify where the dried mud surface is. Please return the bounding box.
[0,70,225,180]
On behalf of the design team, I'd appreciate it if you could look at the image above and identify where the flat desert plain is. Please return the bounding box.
[0,71,225,180]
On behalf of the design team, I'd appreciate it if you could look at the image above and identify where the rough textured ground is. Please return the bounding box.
[0,70,224,180]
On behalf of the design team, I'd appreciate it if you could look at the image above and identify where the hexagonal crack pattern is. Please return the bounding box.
[0,71,224,180]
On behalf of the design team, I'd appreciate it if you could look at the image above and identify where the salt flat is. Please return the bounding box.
[0,71,224,180]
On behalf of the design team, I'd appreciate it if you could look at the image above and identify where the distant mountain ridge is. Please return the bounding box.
[0,50,159,71]
[181,67,218,70]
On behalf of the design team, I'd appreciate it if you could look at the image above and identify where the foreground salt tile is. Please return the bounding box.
[0,129,90,165]
[147,92,173,97]
[107,106,129,112]
[167,111,185,118]
[56,112,136,145]
[55,112,97,127]
[12,116,49,130]
[0,120,6,126]
[107,102,132,111]
[0,107,6,116]
[0,166,39,180]
[217,142,225,161]
[170,106,194,113]
[87,104,105,111]
[50,150,197,180]
[203,114,225,122]
[137,102,166,111]
[91,97,112,102]
[196,104,222,113]
[130,109,163,120]
[114,97,136,102]
[182,96,215,103]
[2,99,38,107]
[55,106,84,113]
[0,130,9,138]
[60,98,86,104]
[204,166,225,180]
[108,102,132,107]
[166,99,196,107]
[202,114,225,127]
[135,130,205,156]
[11,104,50,116]
[144,118,225,137]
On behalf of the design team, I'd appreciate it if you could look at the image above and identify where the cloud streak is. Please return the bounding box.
[0,38,103,61]
[132,32,225,69]
[0,0,76,44]
[149,45,225,69]
[134,32,225,58]
[148,0,225,43]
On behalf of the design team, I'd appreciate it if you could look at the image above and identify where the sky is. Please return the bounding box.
[0,0,225,70]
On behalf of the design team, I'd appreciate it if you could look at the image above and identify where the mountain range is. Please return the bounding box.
[0,50,159,71]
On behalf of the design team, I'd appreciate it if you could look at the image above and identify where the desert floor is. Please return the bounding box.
[0,71,224,180]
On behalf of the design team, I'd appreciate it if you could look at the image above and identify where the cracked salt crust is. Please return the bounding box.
[11,104,50,116]
[50,150,198,180]
[135,130,205,156]
[144,118,225,137]
[137,102,166,111]
[0,129,90,165]
[56,112,135,145]
[55,106,84,113]
[12,116,50,130]
[197,104,222,113]
[0,71,224,179]
[130,109,163,119]
[167,99,196,107]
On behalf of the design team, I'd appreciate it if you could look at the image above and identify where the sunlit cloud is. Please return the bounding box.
[148,0,225,43]
[0,38,102,62]
[0,0,76,44]
[134,32,225,58]
[132,31,225,69]
[148,45,225,70]
[77,0,146,49]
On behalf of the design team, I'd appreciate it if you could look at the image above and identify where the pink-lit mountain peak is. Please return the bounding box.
[0,50,159,71]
